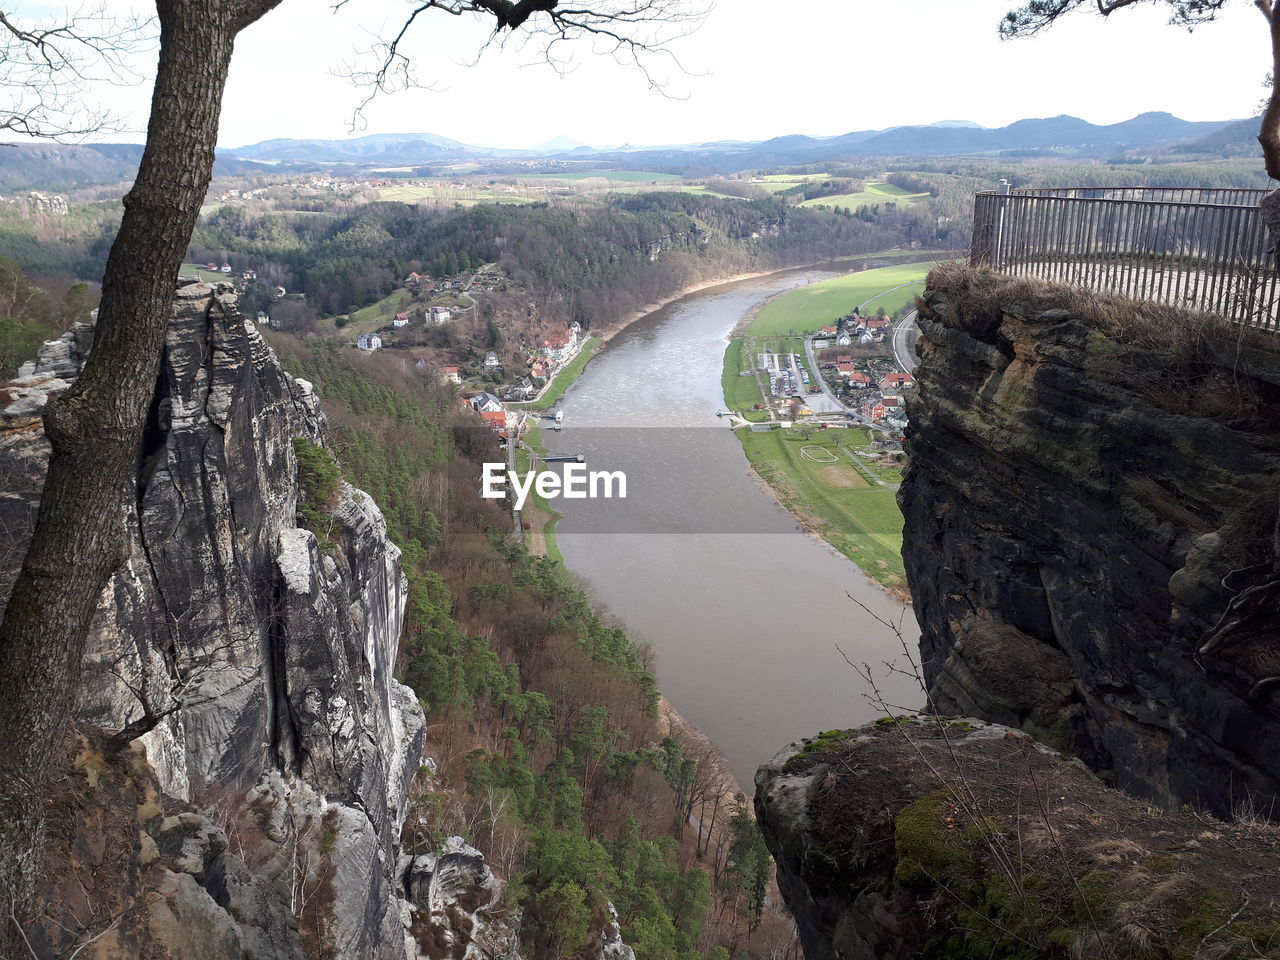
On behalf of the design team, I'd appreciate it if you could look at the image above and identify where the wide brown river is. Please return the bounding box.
[541,264,922,788]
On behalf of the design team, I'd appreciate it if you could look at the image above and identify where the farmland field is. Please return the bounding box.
[523,170,682,183]
[180,263,229,283]
[378,184,537,204]
[798,181,929,209]
[747,262,933,336]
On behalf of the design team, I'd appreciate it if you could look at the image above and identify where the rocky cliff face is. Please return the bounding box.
[756,718,1280,960]
[0,281,440,958]
[897,266,1280,817]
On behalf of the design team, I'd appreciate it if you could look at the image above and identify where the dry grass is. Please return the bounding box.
[923,262,1279,423]
[925,261,1276,360]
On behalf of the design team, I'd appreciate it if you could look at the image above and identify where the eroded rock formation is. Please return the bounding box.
[899,266,1280,817]
[1,281,427,958]
[756,718,1280,960]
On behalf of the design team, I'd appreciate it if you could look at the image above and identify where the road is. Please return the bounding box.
[893,310,920,374]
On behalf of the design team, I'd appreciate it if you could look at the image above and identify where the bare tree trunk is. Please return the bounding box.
[0,0,278,947]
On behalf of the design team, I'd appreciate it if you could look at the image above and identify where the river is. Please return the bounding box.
[541,263,922,788]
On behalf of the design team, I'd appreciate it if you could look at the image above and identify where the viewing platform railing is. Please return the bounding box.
[969,185,1280,330]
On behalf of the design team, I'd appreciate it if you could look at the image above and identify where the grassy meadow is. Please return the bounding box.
[736,425,906,590]
[798,180,930,209]
[748,262,932,336]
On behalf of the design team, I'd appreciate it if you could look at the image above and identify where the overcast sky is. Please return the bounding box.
[19,0,1271,148]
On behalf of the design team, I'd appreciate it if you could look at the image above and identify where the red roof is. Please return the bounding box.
[836,362,855,373]
[441,366,459,374]
[837,354,853,364]
[395,312,409,321]
[544,332,573,349]
[850,371,872,384]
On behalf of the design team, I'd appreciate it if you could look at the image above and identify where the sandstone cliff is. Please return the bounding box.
[899,264,1280,817]
[0,282,515,958]
[755,264,1280,959]
[756,718,1280,960]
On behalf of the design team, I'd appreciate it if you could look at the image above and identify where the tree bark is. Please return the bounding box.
[0,0,278,947]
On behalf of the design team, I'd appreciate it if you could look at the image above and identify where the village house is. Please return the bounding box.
[542,329,576,362]
[429,306,452,324]
[835,362,856,378]
[440,365,462,385]
[848,371,873,388]
[865,317,891,331]
[530,358,549,379]
[820,325,838,335]
[220,262,233,273]
[837,333,852,347]
[471,391,504,414]
[392,312,410,328]
[484,351,501,369]
[478,410,508,435]
[880,372,915,392]
[813,337,830,351]
[863,398,888,421]
[357,333,382,352]
[837,354,854,364]
[504,379,535,402]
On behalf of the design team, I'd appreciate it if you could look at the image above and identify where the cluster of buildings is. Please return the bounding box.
[811,312,892,351]
[819,346,914,431]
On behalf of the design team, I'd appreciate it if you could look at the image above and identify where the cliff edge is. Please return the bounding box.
[756,717,1280,960]
[900,263,1280,816]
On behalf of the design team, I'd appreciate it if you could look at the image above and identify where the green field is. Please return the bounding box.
[344,289,416,334]
[378,184,536,205]
[735,426,906,589]
[748,262,933,336]
[180,263,228,283]
[524,170,682,183]
[720,339,770,420]
[798,181,929,210]
[511,337,603,411]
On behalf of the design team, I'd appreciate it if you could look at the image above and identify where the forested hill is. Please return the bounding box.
[189,192,952,328]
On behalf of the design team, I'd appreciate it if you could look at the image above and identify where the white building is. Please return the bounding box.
[357,333,382,351]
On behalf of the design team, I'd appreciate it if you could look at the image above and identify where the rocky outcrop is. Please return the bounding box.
[1,281,425,958]
[898,265,1280,818]
[757,717,1280,960]
[398,837,524,960]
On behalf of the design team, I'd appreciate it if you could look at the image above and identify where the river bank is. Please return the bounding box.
[717,261,934,597]
[537,266,921,786]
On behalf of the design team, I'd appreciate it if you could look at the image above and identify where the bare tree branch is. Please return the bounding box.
[334,0,709,129]
[0,4,154,140]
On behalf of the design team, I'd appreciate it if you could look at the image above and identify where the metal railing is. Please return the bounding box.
[970,185,1280,330]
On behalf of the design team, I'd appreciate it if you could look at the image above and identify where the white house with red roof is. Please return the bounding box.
[880,372,915,392]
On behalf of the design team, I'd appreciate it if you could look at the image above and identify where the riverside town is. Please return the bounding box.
[1,2,1279,959]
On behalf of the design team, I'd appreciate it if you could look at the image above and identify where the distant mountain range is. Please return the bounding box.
[0,112,1253,192]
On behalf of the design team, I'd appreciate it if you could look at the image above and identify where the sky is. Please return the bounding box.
[14,0,1272,149]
